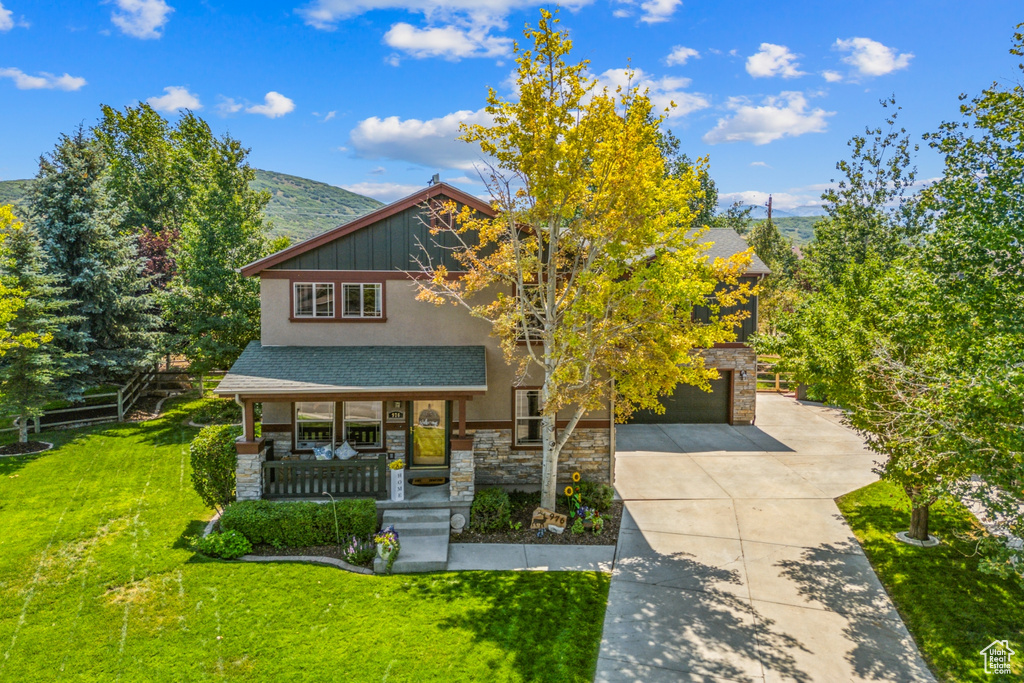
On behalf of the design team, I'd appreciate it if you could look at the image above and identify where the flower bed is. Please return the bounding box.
[455,487,622,546]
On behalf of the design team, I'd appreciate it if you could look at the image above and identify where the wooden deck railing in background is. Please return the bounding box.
[756,355,794,393]
[262,456,389,500]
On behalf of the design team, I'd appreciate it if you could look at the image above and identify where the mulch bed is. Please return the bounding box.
[248,543,375,569]
[125,394,164,422]
[0,441,52,456]
[454,491,622,546]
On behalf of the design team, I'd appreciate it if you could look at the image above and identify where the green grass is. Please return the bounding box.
[837,481,1024,681]
[0,395,609,682]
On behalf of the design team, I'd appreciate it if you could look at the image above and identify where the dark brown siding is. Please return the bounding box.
[692,276,759,343]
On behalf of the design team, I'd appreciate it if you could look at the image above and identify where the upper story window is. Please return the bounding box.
[294,283,334,318]
[343,283,382,318]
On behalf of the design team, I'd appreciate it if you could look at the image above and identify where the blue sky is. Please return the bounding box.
[0,1,1020,212]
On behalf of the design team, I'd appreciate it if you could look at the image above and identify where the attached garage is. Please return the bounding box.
[629,371,732,424]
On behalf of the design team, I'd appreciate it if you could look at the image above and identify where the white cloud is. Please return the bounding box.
[746,43,805,78]
[595,67,710,119]
[369,166,386,175]
[322,110,336,121]
[835,37,913,77]
[612,0,681,23]
[298,1,594,31]
[718,189,823,212]
[665,46,699,66]
[750,161,770,168]
[246,91,296,118]
[702,91,833,145]
[147,85,201,112]
[0,2,13,31]
[109,0,173,40]
[350,108,491,170]
[383,21,511,60]
[0,67,87,91]
[341,181,425,203]
[216,97,243,116]
[822,70,843,83]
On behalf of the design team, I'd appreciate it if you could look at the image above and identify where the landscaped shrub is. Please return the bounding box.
[471,487,511,531]
[191,398,242,425]
[579,480,614,512]
[220,499,377,548]
[195,529,252,559]
[189,424,242,512]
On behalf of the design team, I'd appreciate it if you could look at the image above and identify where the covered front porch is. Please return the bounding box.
[215,342,485,508]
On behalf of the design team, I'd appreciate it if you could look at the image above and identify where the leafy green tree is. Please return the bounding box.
[0,207,78,442]
[163,115,272,373]
[0,206,32,358]
[747,217,801,334]
[658,128,718,229]
[31,128,157,395]
[415,11,753,510]
[804,99,923,288]
[915,24,1024,574]
[713,201,755,236]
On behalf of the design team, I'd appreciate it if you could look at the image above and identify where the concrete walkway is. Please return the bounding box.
[448,543,615,571]
[596,393,935,683]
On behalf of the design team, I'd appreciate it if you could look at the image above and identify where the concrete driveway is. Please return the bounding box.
[595,393,935,683]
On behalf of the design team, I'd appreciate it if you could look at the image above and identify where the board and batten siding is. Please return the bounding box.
[269,202,469,272]
[692,276,759,343]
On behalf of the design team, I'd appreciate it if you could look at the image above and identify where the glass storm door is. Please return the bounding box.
[410,401,447,467]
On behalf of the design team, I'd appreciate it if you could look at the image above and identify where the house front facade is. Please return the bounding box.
[215,182,766,511]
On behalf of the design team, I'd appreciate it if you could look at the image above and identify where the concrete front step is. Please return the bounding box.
[375,508,451,574]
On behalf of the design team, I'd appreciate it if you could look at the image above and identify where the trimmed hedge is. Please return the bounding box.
[190,424,242,513]
[220,499,377,548]
[471,487,511,531]
[195,529,252,559]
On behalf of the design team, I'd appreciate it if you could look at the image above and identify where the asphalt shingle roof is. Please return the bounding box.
[699,228,771,275]
[215,342,487,395]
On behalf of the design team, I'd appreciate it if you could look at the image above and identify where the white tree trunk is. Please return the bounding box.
[539,413,560,510]
[18,415,28,444]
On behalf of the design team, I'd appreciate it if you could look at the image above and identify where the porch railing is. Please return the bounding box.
[262,456,388,500]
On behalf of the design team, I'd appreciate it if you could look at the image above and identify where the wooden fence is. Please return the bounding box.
[263,456,389,500]
[1,364,227,436]
[756,356,794,393]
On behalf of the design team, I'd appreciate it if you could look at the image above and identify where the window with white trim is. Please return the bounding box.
[515,389,543,446]
[294,283,334,318]
[342,401,383,449]
[343,283,382,318]
[295,402,334,449]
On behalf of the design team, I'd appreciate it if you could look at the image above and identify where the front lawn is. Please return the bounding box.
[837,481,1024,681]
[0,395,609,682]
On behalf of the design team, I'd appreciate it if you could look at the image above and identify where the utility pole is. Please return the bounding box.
[766,194,773,222]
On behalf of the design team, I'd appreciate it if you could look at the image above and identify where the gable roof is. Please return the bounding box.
[240,182,495,277]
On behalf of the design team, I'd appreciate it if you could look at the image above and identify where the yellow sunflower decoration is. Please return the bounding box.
[572,472,581,483]
[564,485,574,497]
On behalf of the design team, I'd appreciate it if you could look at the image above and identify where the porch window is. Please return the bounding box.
[342,401,383,449]
[294,283,334,318]
[342,283,382,318]
[515,389,543,446]
[295,402,334,449]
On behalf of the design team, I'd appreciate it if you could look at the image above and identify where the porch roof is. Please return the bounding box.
[214,342,487,396]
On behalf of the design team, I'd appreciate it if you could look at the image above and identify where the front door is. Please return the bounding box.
[410,400,447,468]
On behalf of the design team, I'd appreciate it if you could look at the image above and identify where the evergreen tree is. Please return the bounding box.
[0,209,78,442]
[31,127,157,395]
[747,217,801,334]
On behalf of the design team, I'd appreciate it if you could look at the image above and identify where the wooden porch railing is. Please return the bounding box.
[262,456,388,500]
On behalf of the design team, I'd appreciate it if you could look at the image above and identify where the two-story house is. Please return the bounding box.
[215,182,767,513]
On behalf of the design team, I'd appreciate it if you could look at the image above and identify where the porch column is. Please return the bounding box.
[458,398,467,438]
[243,399,256,441]
[236,398,266,501]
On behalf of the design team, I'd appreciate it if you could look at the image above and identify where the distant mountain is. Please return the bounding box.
[718,203,827,220]
[253,169,383,242]
[773,216,822,246]
[0,169,383,242]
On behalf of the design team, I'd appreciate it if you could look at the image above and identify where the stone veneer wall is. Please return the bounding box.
[236,439,267,501]
[263,431,293,460]
[450,449,475,502]
[386,430,406,460]
[699,346,757,425]
[473,427,611,486]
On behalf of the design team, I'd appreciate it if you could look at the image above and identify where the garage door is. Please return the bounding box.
[629,371,731,424]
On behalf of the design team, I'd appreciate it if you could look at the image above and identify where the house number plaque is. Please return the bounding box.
[387,402,405,422]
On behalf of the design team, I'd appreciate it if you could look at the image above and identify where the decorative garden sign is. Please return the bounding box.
[530,507,567,530]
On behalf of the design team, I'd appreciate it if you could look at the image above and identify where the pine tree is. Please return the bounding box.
[31,127,157,396]
[0,210,78,442]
